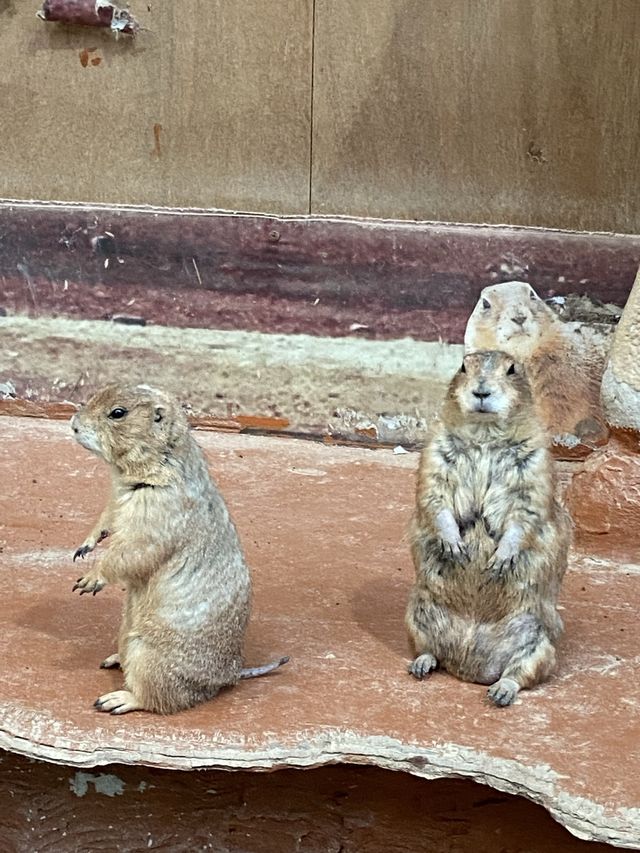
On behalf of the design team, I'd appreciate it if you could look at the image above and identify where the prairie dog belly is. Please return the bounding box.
[437,612,548,685]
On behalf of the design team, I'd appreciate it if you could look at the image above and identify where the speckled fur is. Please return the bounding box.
[70,384,252,715]
[406,351,572,706]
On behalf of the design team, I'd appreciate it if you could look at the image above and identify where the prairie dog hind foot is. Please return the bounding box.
[409,653,438,680]
[487,677,520,707]
[94,690,143,715]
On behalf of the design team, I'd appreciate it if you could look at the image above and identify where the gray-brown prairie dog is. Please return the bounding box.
[406,351,571,706]
[70,383,288,715]
[464,281,608,444]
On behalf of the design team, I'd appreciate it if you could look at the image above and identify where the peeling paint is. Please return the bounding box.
[37,0,140,35]
[69,772,125,797]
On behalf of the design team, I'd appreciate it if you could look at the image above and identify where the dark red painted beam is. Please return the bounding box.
[0,201,638,343]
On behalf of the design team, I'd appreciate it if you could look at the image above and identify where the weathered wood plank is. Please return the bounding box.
[0,1,312,212]
[311,0,640,232]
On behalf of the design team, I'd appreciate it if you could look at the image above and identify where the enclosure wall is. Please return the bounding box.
[1,0,639,231]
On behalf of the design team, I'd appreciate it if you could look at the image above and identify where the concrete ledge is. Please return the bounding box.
[1,418,638,847]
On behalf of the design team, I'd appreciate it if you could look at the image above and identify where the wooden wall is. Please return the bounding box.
[0,1,314,213]
[0,0,639,231]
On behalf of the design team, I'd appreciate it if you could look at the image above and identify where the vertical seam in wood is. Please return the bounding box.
[308,0,317,214]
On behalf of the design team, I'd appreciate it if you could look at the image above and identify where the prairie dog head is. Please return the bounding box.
[71,384,188,481]
[446,350,534,424]
[464,281,558,361]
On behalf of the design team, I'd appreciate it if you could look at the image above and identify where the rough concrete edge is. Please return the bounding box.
[0,725,637,848]
[601,363,640,432]
[0,398,600,459]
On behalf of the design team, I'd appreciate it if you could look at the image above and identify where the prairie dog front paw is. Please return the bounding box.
[73,529,110,562]
[435,509,468,564]
[487,524,524,580]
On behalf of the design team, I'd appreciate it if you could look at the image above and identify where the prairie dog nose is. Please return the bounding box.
[472,390,491,400]
[512,314,526,326]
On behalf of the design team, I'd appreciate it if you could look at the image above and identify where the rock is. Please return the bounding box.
[601,265,640,431]
[547,293,622,325]
[565,437,640,535]
[329,408,428,446]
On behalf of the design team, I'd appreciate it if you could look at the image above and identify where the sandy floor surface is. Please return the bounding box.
[0,314,462,439]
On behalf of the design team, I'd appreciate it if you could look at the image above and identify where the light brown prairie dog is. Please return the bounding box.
[464,281,609,444]
[406,351,571,706]
[71,383,288,715]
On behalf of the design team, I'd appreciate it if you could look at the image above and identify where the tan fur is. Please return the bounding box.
[464,281,609,443]
[70,383,256,715]
[406,351,572,706]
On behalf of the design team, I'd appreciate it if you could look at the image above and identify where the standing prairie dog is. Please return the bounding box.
[464,281,609,444]
[71,383,288,715]
[406,351,571,706]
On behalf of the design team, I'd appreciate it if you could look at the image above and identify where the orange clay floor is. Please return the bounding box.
[0,416,638,848]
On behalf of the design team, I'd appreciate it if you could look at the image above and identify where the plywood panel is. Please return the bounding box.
[311,0,640,232]
[0,1,312,212]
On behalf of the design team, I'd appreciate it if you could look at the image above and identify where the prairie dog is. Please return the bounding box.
[464,281,608,444]
[406,351,571,706]
[70,383,288,715]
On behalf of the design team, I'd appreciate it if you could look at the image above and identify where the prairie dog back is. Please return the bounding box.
[406,351,571,706]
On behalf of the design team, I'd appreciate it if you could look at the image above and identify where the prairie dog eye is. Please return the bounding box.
[482,298,491,310]
[507,364,516,376]
[108,407,128,420]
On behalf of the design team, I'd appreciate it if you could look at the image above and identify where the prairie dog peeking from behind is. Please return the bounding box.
[464,281,608,444]
[464,281,552,361]
[71,383,288,715]
[406,351,571,706]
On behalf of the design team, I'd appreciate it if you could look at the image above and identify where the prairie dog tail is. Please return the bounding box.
[240,656,290,680]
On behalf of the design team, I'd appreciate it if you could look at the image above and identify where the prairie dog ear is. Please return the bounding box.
[154,404,165,424]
